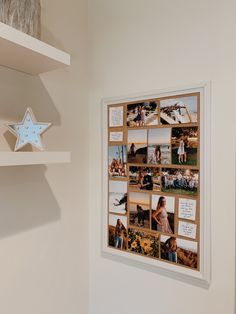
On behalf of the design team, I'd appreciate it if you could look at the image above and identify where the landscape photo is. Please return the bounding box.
[160,95,198,125]
[128,229,159,258]
[161,235,198,269]
[128,129,147,163]
[129,166,161,192]
[127,101,158,127]
[172,127,198,165]
[148,128,171,164]
[162,168,199,196]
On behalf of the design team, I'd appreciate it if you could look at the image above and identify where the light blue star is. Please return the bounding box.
[7,108,51,151]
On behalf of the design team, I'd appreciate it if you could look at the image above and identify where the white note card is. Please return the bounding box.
[178,221,197,239]
[109,106,123,127]
[178,198,196,221]
[110,131,123,142]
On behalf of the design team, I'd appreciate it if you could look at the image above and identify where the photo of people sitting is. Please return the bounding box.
[127,102,158,127]
[108,145,127,177]
[161,235,198,269]
[109,214,128,250]
[129,192,150,229]
[172,127,198,166]
[129,166,161,192]
[162,168,199,196]
[151,195,174,234]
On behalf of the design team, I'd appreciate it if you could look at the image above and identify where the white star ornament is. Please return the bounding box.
[6,108,51,151]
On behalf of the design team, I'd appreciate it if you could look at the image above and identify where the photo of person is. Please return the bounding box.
[128,229,159,258]
[172,127,198,165]
[148,128,171,164]
[162,168,199,196]
[129,166,161,192]
[151,195,175,234]
[127,101,158,127]
[160,95,198,125]
[129,192,150,228]
[161,235,198,269]
[109,181,127,215]
[108,145,127,177]
[109,214,128,250]
[128,129,147,163]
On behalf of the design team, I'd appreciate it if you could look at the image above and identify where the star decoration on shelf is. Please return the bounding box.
[6,108,52,151]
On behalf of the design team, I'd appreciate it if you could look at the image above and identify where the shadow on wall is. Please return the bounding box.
[0,165,61,238]
[0,66,62,238]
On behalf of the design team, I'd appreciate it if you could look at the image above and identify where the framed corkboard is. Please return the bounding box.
[102,83,211,287]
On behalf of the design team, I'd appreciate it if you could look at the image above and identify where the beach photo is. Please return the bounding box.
[148,128,171,164]
[128,129,147,163]
[172,127,198,165]
[127,101,158,127]
[162,168,199,196]
[151,195,175,234]
[160,95,198,125]
[109,180,127,215]
[129,192,150,228]
[108,214,128,250]
[128,228,159,258]
[108,145,127,178]
[129,166,161,192]
[161,235,198,269]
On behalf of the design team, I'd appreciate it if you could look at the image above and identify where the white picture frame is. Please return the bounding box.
[101,82,211,288]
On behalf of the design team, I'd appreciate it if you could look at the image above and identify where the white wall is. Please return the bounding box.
[0,1,89,314]
[89,1,236,314]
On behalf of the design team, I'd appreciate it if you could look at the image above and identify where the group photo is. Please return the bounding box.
[108,145,127,178]
[151,195,175,234]
[161,235,198,269]
[147,128,171,164]
[129,166,161,192]
[162,168,199,196]
[128,129,147,163]
[129,192,150,228]
[160,95,198,125]
[127,101,158,127]
[128,229,159,258]
[172,127,198,165]
[108,214,128,250]
[109,180,127,215]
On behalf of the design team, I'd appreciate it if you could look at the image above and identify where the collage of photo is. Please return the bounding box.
[107,93,200,271]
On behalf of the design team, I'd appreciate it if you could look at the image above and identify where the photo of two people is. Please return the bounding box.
[129,166,161,192]
[127,102,158,127]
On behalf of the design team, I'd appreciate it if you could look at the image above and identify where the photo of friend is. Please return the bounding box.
[109,180,127,215]
[108,214,128,250]
[127,101,158,127]
[172,127,198,165]
[108,145,127,177]
[161,235,198,269]
[129,166,161,192]
[160,95,198,125]
[128,229,159,258]
[129,192,150,228]
[162,168,199,196]
[151,195,175,234]
[147,128,171,164]
[128,129,147,163]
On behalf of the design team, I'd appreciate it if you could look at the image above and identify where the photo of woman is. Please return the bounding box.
[127,102,158,127]
[151,195,175,234]
[109,214,127,250]
[177,135,185,164]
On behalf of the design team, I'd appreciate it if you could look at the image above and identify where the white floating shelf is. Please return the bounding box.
[0,152,71,166]
[0,22,70,75]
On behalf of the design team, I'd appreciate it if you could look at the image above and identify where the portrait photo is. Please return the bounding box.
[108,214,128,250]
[148,128,171,164]
[129,192,150,228]
[128,129,147,163]
[108,145,127,178]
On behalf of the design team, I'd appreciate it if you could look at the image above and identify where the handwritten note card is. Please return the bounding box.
[109,131,123,142]
[109,106,123,127]
[178,198,196,221]
[178,221,197,239]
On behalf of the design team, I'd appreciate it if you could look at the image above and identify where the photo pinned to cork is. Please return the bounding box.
[128,166,161,192]
[127,101,158,127]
